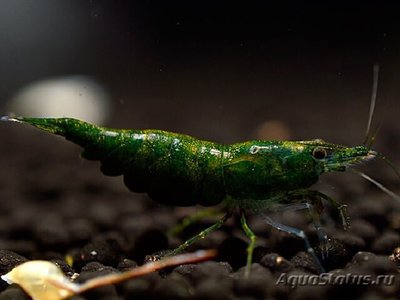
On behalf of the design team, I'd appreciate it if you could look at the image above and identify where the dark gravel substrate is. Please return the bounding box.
[1,120,400,300]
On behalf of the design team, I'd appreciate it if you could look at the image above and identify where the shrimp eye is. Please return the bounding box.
[312,147,327,159]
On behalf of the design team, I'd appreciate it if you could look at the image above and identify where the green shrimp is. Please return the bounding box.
[1,116,374,207]
[4,69,399,279]
[3,115,392,276]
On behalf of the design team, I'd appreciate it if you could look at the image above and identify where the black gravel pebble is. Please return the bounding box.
[193,277,234,300]
[349,219,379,244]
[0,250,27,274]
[76,262,120,300]
[233,264,274,299]
[173,261,233,284]
[372,231,400,255]
[0,282,6,296]
[291,285,329,300]
[389,247,400,265]
[78,286,120,300]
[117,258,137,271]
[356,255,398,275]
[78,261,119,281]
[290,252,320,274]
[351,251,377,265]
[50,258,76,277]
[316,238,348,270]
[259,252,294,273]
[235,262,272,278]
[333,232,366,258]
[151,276,191,300]
[78,240,120,268]
[0,284,30,300]
[92,232,128,256]
[121,273,160,299]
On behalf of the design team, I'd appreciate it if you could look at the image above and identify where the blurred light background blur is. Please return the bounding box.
[0,1,400,153]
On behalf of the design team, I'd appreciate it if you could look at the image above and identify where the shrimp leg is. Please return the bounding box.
[285,189,350,230]
[165,211,232,257]
[240,211,256,278]
[259,212,325,273]
[306,201,329,259]
[272,201,329,259]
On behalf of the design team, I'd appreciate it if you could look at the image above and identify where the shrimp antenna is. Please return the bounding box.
[363,64,380,146]
[366,122,382,149]
[376,152,400,180]
[350,168,400,202]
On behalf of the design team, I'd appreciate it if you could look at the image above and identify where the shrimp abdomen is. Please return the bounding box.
[10,118,226,206]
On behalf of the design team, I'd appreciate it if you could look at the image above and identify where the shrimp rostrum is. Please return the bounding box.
[4,114,397,277]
